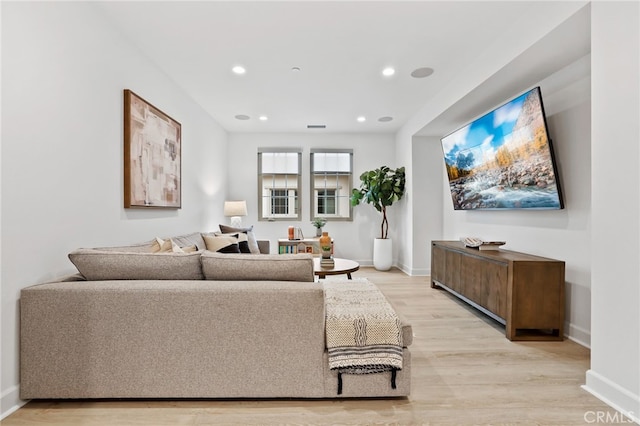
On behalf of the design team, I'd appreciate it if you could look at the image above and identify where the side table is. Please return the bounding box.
[313,258,360,280]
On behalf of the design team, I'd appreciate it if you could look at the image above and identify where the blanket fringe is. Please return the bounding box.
[334,368,399,395]
[391,368,397,389]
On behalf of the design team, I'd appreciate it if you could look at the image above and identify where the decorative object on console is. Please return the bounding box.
[224,200,248,228]
[311,217,327,237]
[461,237,506,250]
[124,89,181,209]
[350,166,406,271]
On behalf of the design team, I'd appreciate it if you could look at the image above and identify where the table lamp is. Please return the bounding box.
[224,200,247,228]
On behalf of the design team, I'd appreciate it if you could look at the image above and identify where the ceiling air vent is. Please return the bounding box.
[307,124,326,129]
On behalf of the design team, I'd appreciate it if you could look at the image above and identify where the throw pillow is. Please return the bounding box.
[171,241,198,253]
[154,237,199,253]
[202,234,241,253]
[213,232,250,253]
[152,237,173,253]
[219,224,260,254]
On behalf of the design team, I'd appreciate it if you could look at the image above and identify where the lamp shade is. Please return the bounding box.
[224,201,247,217]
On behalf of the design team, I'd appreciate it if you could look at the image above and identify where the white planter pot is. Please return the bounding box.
[373,238,393,271]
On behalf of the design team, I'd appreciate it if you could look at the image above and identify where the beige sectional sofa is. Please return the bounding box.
[20,231,412,400]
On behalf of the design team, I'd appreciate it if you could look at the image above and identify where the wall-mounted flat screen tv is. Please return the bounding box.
[440,86,564,210]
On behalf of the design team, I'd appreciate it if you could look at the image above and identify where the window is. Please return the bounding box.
[317,189,336,215]
[271,189,295,215]
[310,149,353,221]
[258,149,301,221]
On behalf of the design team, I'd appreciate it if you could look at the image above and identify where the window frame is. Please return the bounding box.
[309,149,353,222]
[258,148,302,222]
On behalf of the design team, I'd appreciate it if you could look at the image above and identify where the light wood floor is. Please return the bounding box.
[5,268,622,425]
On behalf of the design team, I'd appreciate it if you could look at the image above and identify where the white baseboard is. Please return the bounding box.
[396,262,410,275]
[409,268,429,276]
[392,261,429,277]
[583,370,640,424]
[566,321,591,348]
[1,385,25,421]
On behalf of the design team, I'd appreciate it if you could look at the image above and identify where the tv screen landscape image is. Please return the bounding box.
[440,87,564,210]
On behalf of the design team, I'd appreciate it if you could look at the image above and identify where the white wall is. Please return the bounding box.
[227,133,396,264]
[404,136,443,276]
[1,2,228,418]
[585,2,640,422]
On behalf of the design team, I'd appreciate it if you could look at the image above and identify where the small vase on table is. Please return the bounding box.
[319,231,332,259]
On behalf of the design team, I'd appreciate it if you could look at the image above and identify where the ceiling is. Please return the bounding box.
[94,1,591,135]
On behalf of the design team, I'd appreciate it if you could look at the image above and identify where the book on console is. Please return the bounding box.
[461,237,505,250]
[477,243,505,251]
[476,241,506,250]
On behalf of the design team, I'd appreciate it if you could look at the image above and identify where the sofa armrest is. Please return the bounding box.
[257,240,270,254]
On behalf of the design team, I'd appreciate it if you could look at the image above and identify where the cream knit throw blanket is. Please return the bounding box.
[324,279,403,381]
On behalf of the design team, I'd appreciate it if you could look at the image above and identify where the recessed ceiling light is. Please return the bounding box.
[357,116,366,123]
[235,114,250,120]
[382,67,395,77]
[232,65,246,75]
[378,116,393,122]
[259,115,268,121]
[411,67,434,78]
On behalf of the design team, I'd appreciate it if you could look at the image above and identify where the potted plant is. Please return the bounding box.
[311,217,327,237]
[350,166,406,270]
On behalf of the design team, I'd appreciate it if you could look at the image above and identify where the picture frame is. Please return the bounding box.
[124,89,182,209]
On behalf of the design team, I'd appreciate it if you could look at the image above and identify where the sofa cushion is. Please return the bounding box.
[201,252,315,282]
[68,250,204,280]
[218,225,260,254]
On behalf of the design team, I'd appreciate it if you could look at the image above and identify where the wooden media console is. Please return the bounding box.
[431,240,565,341]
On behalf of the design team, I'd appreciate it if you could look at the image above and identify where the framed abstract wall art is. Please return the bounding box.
[124,89,181,208]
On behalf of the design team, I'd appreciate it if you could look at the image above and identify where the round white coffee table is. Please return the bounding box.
[313,258,360,279]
